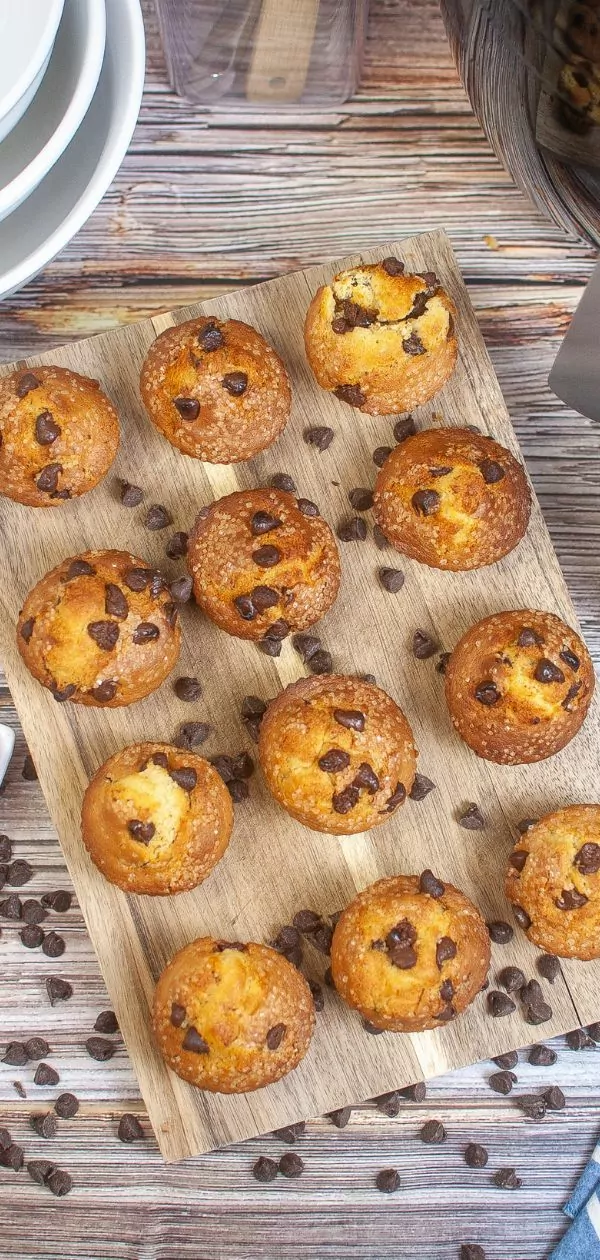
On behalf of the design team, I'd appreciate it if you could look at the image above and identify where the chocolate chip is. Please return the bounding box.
[27,1158,56,1184]
[291,910,321,935]
[20,924,44,948]
[270,473,297,493]
[429,465,453,478]
[165,534,189,565]
[498,966,526,993]
[332,784,360,814]
[46,977,72,1006]
[7,860,32,887]
[94,1010,118,1035]
[337,516,367,542]
[231,752,254,779]
[493,1168,521,1190]
[120,481,144,507]
[2,1042,28,1066]
[559,645,580,671]
[308,649,333,674]
[118,1113,145,1143]
[574,842,600,875]
[169,576,193,604]
[132,622,160,644]
[402,331,426,355]
[383,782,407,812]
[375,1091,400,1117]
[362,1019,385,1035]
[309,981,325,1012]
[174,397,200,421]
[333,708,365,732]
[489,1071,517,1095]
[534,658,565,684]
[265,1023,286,1051]
[31,1111,57,1140]
[92,680,117,703]
[328,1106,351,1128]
[273,1122,306,1144]
[397,1082,426,1103]
[528,1044,556,1066]
[487,990,516,1017]
[0,894,22,920]
[175,722,212,751]
[420,1120,446,1144]
[124,567,152,591]
[0,836,10,863]
[171,676,201,705]
[479,459,505,484]
[523,1001,553,1026]
[277,1152,303,1179]
[253,1155,278,1182]
[0,1143,24,1171]
[386,919,417,970]
[409,774,436,801]
[334,383,366,407]
[85,1037,115,1061]
[36,463,62,494]
[42,932,65,960]
[198,322,224,351]
[459,803,485,830]
[20,618,35,646]
[382,256,405,275]
[379,567,405,593]
[234,595,256,621]
[562,680,582,710]
[411,488,440,515]
[464,1143,488,1168]
[22,900,46,925]
[516,1094,547,1121]
[35,412,61,445]
[146,503,173,532]
[555,888,588,910]
[304,425,334,452]
[475,680,501,706]
[412,629,437,659]
[127,820,155,845]
[47,1168,73,1196]
[375,1168,400,1194]
[210,754,235,783]
[222,370,248,396]
[318,748,350,773]
[352,762,379,793]
[16,372,40,397]
[587,1023,600,1042]
[493,1051,518,1070]
[567,1028,596,1050]
[87,620,120,651]
[348,487,374,512]
[512,906,531,931]
[459,1247,486,1260]
[534,956,560,987]
[41,890,71,913]
[170,1003,186,1028]
[435,652,450,676]
[227,778,249,802]
[440,979,455,1003]
[169,767,197,792]
[101,586,128,624]
[252,544,281,569]
[544,1086,565,1111]
[373,446,392,468]
[291,633,320,662]
[419,869,444,898]
[247,585,277,614]
[312,923,334,955]
[436,936,457,968]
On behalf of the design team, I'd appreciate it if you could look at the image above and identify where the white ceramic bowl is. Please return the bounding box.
[0,0,106,222]
[0,0,64,139]
[0,0,145,299]
[0,49,52,146]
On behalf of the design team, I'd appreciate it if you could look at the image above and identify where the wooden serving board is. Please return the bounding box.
[0,229,599,1163]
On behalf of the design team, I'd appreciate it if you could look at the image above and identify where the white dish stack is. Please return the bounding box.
[0,0,145,299]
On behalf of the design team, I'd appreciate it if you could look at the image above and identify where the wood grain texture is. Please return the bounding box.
[0,229,598,1165]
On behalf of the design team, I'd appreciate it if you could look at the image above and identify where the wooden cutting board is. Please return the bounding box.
[0,229,598,1163]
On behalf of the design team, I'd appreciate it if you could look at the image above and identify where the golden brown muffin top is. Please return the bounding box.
[140,316,291,464]
[259,674,417,835]
[17,549,181,707]
[81,742,233,896]
[506,805,600,960]
[187,487,340,641]
[373,426,531,570]
[152,937,315,1093]
[0,365,119,507]
[331,874,490,1032]
[445,609,594,764]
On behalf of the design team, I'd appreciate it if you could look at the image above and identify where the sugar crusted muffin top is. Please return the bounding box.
[506,805,600,960]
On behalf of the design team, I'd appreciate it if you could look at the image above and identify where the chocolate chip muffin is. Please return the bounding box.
[81,742,233,896]
[373,427,531,570]
[258,674,417,835]
[152,937,315,1092]
[187,487,340,644]
[17,550,181,707]
[140,316,291,464]
[330,873,490,1032]
[445,609,594,764]
[506,806,600,959]
[303,259,457,415]
[0,366,119,507]
[564,3,600,63]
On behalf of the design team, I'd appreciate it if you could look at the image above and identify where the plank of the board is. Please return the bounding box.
[0,229,598,1162]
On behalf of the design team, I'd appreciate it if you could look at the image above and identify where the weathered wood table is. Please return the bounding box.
[0,2,599,1256]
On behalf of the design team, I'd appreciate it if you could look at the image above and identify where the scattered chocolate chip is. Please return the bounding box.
[174,397,200,421]
[292,633,321,663]
[0,836,10,863]
[119,481,144,507]
[311,923,334,955]
[227,778,249,802]
[536,954,560,984]
[544,1086,565,1111]
[498,966,526,993]
[85,1037,115,1062]
[47,1168,73,1197]
[42,890,72,913]
[42,932,65,958]
[253,1155,278,1182]
[574,843,600,875]
[46,977,72,1006]
[146,504,173,532]
[118,1113,145,1143]
[391,417,415,446]
[566,1028,596,1050]
[556,888,588,910]
[403,331,426,356]
[35,412,61,445]
[420,1120,446,1144]
[493,1167,521,1190]
[381,257,405,275]
[412,629,437,659]
[273,1122,305,1144]
[172,676,202,705]
[489,1070,517,1095]
[375,1168,400,1194]
[534,658,565,685]
[31,1112,57,1140]
[409,774,436,802]
[587,1023,600,1042]
[0,894,22,920]
[334,384,366,408]
[270,473,297,493]
[304,425,334,452]
[487,990,516,1018]
[375,1091,400,1117]
[0,1143,24,1171]
[464,1143,489,1168]
[22,899,47,925]
[27,1158,56,1185]
[198,322,224,351]
[36,463,62,494]
[459,804,485,830]
[232,752,255,778]
[92,680,117,703]
[493,1051,518,1070]
[308,649,333,675]
[33,1062,59,1087]
[176,722,212,751]
[2,1041,28,1066]
[516,1094,547,1121]
[337,516,367,542]
[436,651,450,675]
[362,1019,385,1035]
[132,622,160,644]
[528,1044,556,1066]
[328,1106,351,1128]
[309,982,324,1012]
[411,488,440,515]
[348,487,374,512]
[379,567,405,593]
[279,1151,304,1178]
[165,534,189,565]
[169,576,193,603]
[20,924,44,949]
[16,372,40,398]
[399,1082,426,1102]
[373,446,392,468]
[460,1247,486,1260]
[222,371,248,396]
[7,860,32,887]
[419,869,444,898]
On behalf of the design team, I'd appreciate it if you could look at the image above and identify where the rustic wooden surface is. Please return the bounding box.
[0,0,599,1255]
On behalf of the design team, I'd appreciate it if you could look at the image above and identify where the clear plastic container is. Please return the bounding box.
[156,0,369,110]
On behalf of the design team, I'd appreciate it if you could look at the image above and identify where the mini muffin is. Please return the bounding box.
[445,609,594,765]
[81,742,233,896]
[0,365,119,507]
[258,674,417,835]
[506,806,600,959]
[303,259,457,415]
[152,937,315,1092]
[564,3,600,62]
[330,873,490,1032]
[187,487,340,643]
[373,427,531,570]
[17,549,181,707]
[140,316,291,464]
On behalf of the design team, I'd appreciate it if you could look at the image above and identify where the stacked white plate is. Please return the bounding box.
[0,0,145,299]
